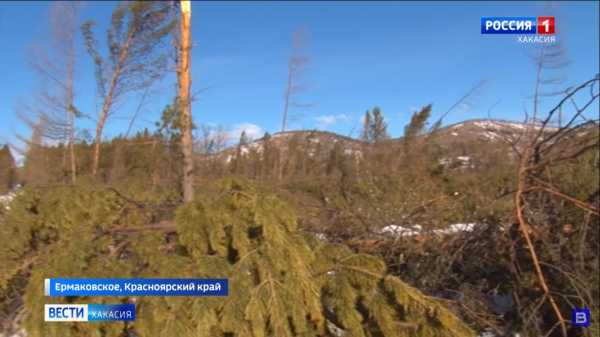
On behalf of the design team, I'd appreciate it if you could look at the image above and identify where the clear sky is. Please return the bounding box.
[0,1,598,156]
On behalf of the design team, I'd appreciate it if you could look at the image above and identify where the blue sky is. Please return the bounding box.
[0,1,598,155]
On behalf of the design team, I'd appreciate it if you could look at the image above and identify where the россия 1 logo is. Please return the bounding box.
[481,17,555,34]
[481,16,556,44]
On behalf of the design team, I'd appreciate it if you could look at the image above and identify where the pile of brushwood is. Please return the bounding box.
[0,179,474,337]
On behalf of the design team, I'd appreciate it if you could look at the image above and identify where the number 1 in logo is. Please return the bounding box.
[537,16,555,35]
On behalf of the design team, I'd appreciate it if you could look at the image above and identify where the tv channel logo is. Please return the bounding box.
[44,304,88,322]
[572,307,591,328]
[45,304,135,322]
[481,17,555,35]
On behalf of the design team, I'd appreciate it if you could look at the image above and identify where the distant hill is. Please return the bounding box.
[203,118,569,165]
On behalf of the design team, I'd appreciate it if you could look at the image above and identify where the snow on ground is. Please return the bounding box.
[378,223,476,237]
[234,142,264,156]
[473,120,525,130]
[482,131,500,141]
[0,193,16,211]
[326,320,346,337]
[474,121,502,130]
[478,331,521,337]
[499,122,526,130]
[474,120,558,132]
[313,232,328,241]
[0,185,22,211]
[439,156,473,167]
[245,142,264,153]
[378,224,422,236]
[434,223,476,234]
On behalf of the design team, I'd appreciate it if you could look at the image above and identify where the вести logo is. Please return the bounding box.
[44,304,135,322]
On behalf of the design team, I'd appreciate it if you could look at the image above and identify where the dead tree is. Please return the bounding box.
[20,1,80,183]
[51,2,79,183]
[428,80,487,133]
[530,39,569,123]
[513,75,598,337]
[281,27,313,132]
[177,0,194,203]
[81,1,175,177]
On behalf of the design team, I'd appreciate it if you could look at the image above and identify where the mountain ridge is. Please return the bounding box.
[210,118,565,158]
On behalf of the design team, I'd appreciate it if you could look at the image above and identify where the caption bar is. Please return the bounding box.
[44,278,228,297]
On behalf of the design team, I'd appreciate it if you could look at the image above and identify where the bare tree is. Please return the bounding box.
[177,0,194,203]
[51,2,79,183]
[428,80,487,133]
[196,124,228,155]
[81,1,175,176]
[483,26,592,336]
[18,1,80,183]
[530,36,569,125]
[513,75,598,337]
[281,27,312,132]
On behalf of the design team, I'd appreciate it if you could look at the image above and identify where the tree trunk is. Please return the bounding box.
[67,54,77,183]
[91,34,132,177]
[281,61,292,133]
[91,100,110,177]
[151,138,160,187]
[179,0,194,203]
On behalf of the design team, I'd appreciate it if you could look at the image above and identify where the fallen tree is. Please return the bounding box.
[1,179,474,337]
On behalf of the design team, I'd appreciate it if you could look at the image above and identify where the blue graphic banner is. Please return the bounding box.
[481,17,537,34]
[45,278,228,297]
[88,304,136,321]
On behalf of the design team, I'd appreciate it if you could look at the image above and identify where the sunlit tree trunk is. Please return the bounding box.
[91,38,130,177]
[179,0,194,203]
